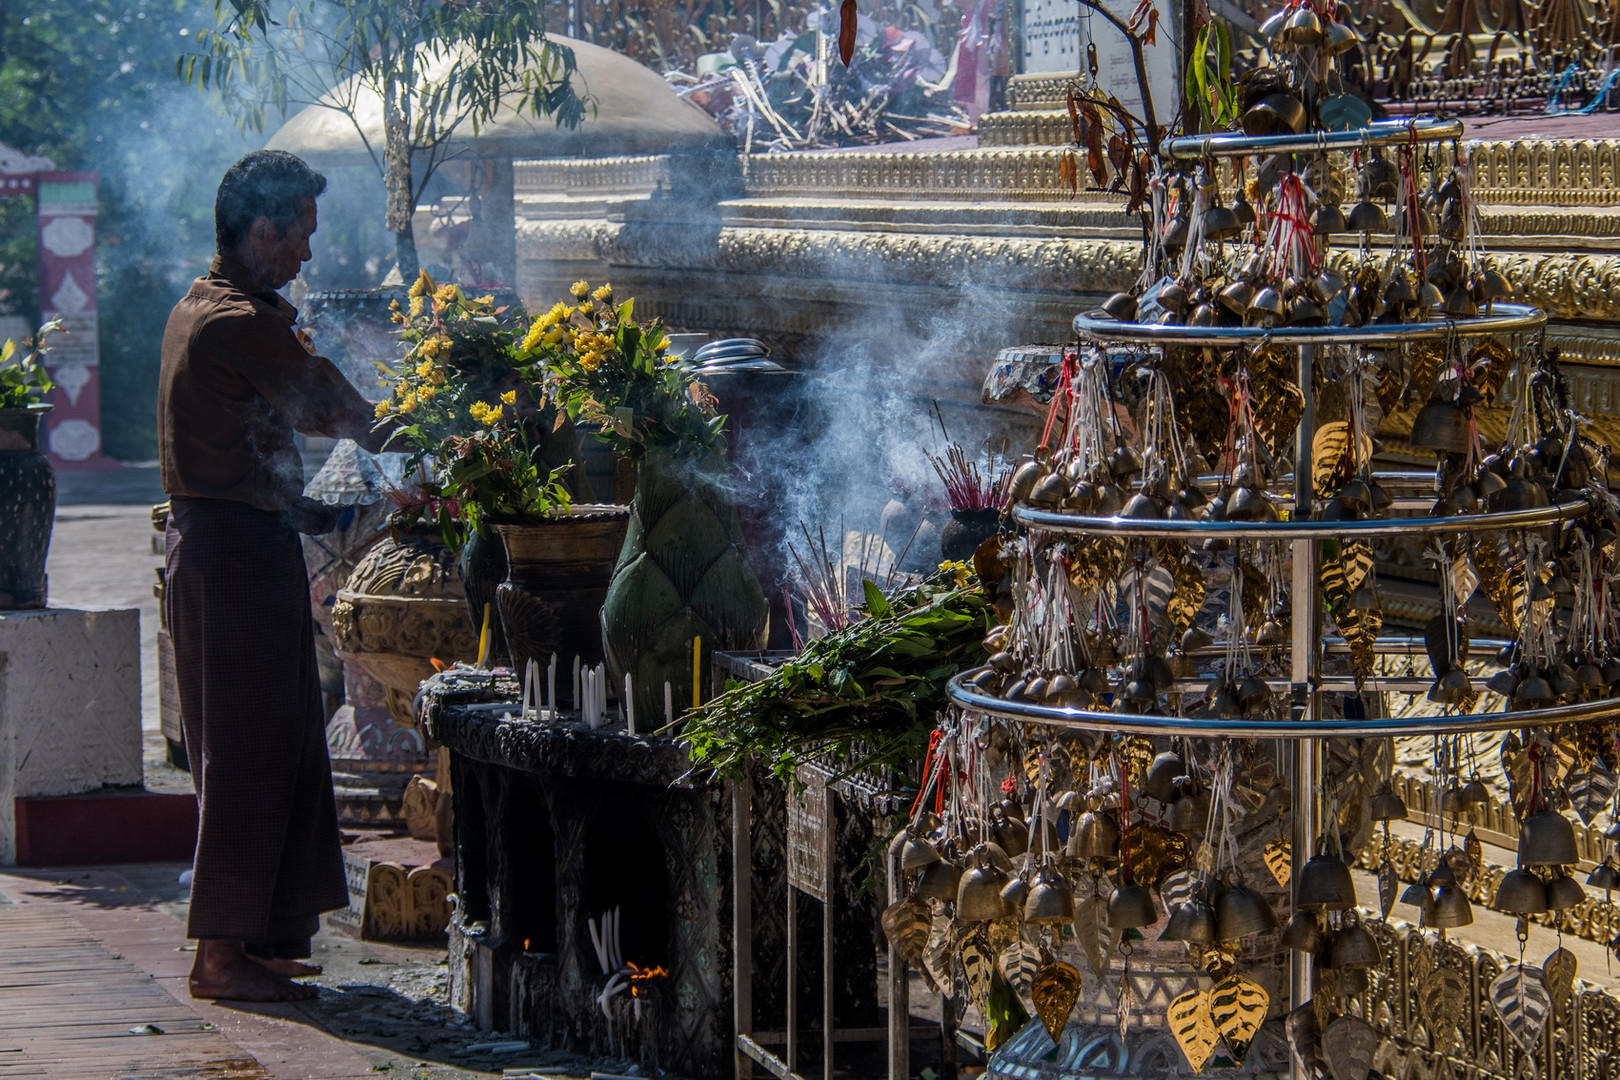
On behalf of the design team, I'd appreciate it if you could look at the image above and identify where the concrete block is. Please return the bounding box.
[0,607,142,863]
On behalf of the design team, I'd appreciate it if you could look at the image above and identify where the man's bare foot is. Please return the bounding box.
[189,939,318,1002]
[248,955,322,978]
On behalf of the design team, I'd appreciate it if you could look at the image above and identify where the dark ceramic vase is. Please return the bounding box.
[494,506,629,703]
[940,507,1001,563]
[0,405,54,609]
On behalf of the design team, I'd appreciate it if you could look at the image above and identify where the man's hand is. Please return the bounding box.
[282,496,340,535]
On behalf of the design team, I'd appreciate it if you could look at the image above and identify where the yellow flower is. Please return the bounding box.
[474,294,494,306]
[389,299,401,312]
[654,338,670,352]
[579,351,603,371]
[469,401,503,426]
[433,284,459,305]
[542,326,566,346]
[500,390,517,405]
[520,322,546,352]
[418,386,437,402]
[570,280,590,300]
[400,391,419,414]
[408,270,432,298]
[374,400,392,418]
[416,359,436,379]
[409,295,425,318]
[578,301,593,316]
[592,284,613,303]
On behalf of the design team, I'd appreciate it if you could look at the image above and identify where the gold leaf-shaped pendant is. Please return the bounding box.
[1312,420,1355,495]
[1341,541,1375,596]
[881,896,932,969]
[999,938,1042,999]
[1377,859,1397,918]
[1128,821,1190,888]
[1543,947,1577,1018]
[986,915,1021,955]
[959,929,995,1008]
[1117,734,1155,786]
[1490,964,1552,1054]
[1263,836,1292,887]
[1209,975,1268,1064]
[1417,962,1466,1032]
[921,913,956,995]
[1030,960,1083,1042]
[1322,1013,1378,1080]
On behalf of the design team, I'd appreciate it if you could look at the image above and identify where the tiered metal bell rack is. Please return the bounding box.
[945,117,1593,1080]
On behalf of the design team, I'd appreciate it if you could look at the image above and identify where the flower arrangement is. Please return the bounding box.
[533,280,726,459]
[0,320,60,409]
[374,272,579,544]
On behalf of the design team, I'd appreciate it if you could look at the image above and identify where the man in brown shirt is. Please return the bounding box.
[160,150,394,1002]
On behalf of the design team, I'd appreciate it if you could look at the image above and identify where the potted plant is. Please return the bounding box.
[0,321,60,610]
[537,280,767,722]
[378,273,620,684]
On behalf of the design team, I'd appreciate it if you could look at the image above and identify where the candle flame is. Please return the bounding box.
[626,961,668,997]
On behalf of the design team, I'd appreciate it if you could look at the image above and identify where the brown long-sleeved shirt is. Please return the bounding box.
[159,255,391,511]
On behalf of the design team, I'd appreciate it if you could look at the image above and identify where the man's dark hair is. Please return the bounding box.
[215,150,327,253]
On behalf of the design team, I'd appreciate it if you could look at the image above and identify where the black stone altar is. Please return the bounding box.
[420,669,886,1078]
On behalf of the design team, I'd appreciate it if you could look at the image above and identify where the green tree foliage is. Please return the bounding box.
[0,0,256,460]
[178,0,586,281]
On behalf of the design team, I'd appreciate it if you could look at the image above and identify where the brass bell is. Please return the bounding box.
[1520,810,1578,866]
[1007,457,1042,502]
[1028,471,1069,507]
[1121,492,1163,519]
[1203,203,1242,240]
[1428,884,1473,927]
[1242,93,1308,136]
[1513,674,1555,709]
[1000,874,1030,910]
[1025,865,1077,925]
[1384,272,1416,304]
[1297,853,1357,910]
[1144,751,1185,803]
[1461,780,1490,806]
[1218,278,1256,315]
[1232,196,1257,225]
[1312,203,1347,235]
[957,850,1013,922]
[901,831,942,870]
[1442,281,1478,317]
[1216,882,1276,939]
[1479,267,1512,299]
[1166,897,1218,945]
[1348,200,1387,233]
[1281,909,1324,952]
[993,811,1030,858]
[1102,292,1138,322]
[1108,883,1161,930]
[1330,921,1380,968]
[1428,667,1474,705]
[1238,674,1272,709]
[1546,873,1586,911]
[1258,8,1288,39]
[1417,281,1445,311]
[1410,399,1471,455]
[1289,294,1327,326]
[1588,861,1619,890]
[1371,787,1408,821]
[1494,868,1548,914]
[1398,881,1429,908]
[914,858,963,900]
[1076,810,1120,858]
[1322,19,1360,54]
[1168,793,1209,834]
[1311,268,1348,302]
[1281,4,1324,43]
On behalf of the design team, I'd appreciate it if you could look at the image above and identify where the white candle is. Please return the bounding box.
[548,656,557,719]
[625,673,635,735]
[664,681,673,726]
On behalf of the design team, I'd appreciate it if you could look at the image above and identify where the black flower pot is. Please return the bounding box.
[940,507,1001,563]
[0,405,55,609]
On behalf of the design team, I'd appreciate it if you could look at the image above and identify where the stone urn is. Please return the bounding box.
[494,505,630,697]
[0,404,55,609]
[332,529,480,729]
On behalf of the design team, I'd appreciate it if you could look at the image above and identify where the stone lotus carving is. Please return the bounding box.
[331,532,479,729]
